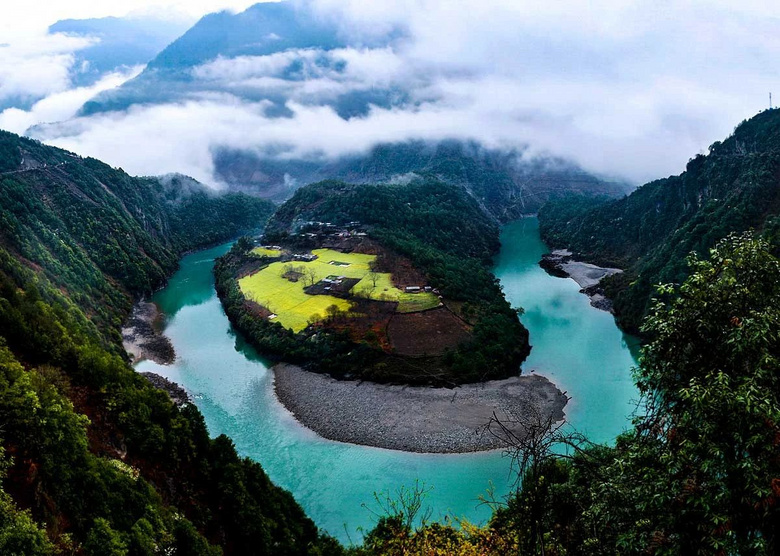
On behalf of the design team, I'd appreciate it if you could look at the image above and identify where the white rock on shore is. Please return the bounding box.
[540,251,622,311]
[122,301,175,365]
[559,260,622,289]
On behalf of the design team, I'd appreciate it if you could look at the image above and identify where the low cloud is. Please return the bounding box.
[0,33,96,106]
[27,1,780,186]
[0,66,142,134]
[188,46,422,110]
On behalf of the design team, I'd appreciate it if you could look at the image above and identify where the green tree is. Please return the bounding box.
[630,232,780,553]
[580,233,780,555]
[83,518,128,556]
[0,446,54,556]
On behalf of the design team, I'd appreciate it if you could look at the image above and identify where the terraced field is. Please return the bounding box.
[238,249,439,332]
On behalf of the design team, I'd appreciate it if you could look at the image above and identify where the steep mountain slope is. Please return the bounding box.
[80,2,357,116]
[0,130,338,554]
[0,131,274,344]
[49,15,191,88]
[217,140,629,215]
[538,109,780,332]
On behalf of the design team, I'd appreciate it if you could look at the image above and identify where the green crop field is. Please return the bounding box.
[239,248,439,332]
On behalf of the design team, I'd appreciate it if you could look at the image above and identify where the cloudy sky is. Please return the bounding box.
[0,1,256,37]
[2,0,780,186]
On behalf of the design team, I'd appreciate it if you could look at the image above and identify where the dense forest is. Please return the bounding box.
[216,178,530,384]
[0,131,341,554]
[538,109,780,333]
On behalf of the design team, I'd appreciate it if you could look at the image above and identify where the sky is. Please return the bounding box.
[0,1,258,38]
[2,0,780,186]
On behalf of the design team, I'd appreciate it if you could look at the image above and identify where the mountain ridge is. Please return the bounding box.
[538,108,780,332]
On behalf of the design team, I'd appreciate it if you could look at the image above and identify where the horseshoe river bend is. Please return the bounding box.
[135,217,640,542]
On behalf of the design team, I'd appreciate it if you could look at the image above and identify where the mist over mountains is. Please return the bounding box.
[49,15,191,89]
[4,0,780,199]
[0,13,188,135]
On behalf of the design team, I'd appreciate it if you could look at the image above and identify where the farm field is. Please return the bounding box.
[238,248,439,332]
[251,247,282,257]
[396,292,441,313]
[388,307,471,356]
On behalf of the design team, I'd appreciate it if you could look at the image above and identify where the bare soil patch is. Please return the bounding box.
[388,306,471,356]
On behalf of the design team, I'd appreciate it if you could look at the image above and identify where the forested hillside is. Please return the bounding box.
[0,130,339,554]
[539,109,780,332]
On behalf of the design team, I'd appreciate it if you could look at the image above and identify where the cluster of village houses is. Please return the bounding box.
[295,221,368,241]
[255,220,439,295]
[404,285,438,294]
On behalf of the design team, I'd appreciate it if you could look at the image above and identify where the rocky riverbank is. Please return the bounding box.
[139,372,191,406]
[273,363,568,453]
[122,301,175,364]
[540,249,622,311]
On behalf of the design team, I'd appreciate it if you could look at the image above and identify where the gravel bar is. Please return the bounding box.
[122,301,175,365]
[540,250,623,312]
[273,363,568,453]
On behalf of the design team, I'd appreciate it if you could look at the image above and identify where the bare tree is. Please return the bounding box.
[481,403,588,556]
[303,267,318,288]
[361,480,433,553]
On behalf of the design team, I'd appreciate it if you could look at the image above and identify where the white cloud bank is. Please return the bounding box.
[0,66,143,134]
[0,34,96,105]
[21,1,780,185]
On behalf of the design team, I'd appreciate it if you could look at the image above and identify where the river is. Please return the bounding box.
[135,217,638,543]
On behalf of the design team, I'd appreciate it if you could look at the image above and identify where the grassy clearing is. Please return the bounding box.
[397,293,441,313]
[251,247,282,258]
[239,248,439,331]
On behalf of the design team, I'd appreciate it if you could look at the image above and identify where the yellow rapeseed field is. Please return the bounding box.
[250,247,282,258]
[238,248,439,331]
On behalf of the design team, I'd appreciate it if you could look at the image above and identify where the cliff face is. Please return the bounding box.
[538,109,780,332]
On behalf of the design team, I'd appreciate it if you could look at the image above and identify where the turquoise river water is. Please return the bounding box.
[136,217,639,543]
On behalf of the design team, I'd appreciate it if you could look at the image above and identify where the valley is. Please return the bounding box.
[1,1,779,552]
[134,217,638,542]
